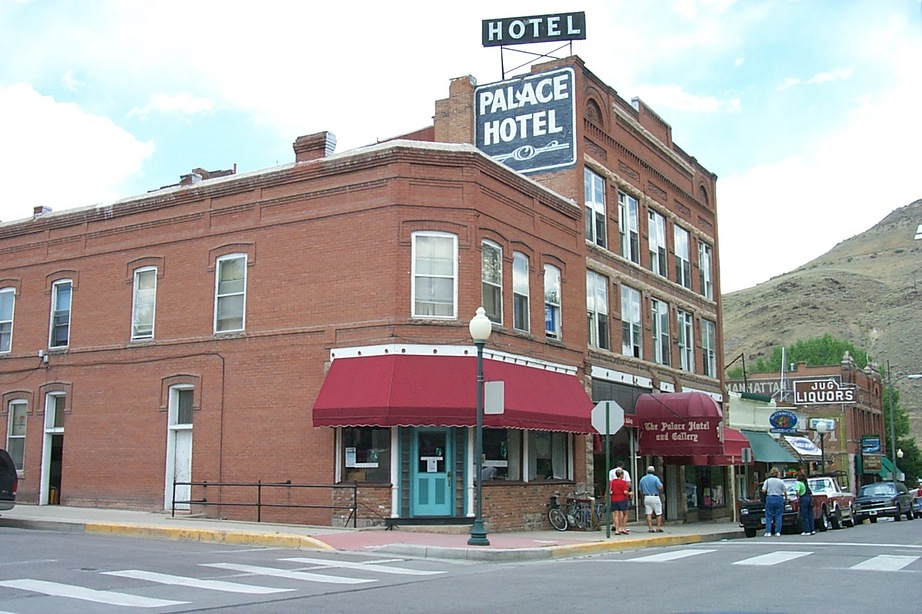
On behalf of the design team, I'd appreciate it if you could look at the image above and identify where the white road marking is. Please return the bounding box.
[0,579,187,607]
[627,549,716,562]
[103,569,295,594]
[733,551,811,566]
[850,555,920,572]
[282,557,444,575]
[202,562,374,584]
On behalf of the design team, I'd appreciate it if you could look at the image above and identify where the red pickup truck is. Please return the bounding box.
[807,475,856,529]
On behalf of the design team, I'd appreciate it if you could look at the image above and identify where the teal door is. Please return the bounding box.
[410,428,453,516]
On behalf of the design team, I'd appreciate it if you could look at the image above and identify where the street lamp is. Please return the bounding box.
[885,363,922,481]
[815,420,828,473]
[468,307,492,546]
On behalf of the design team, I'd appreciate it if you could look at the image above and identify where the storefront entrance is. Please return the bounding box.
[410,428,453,516]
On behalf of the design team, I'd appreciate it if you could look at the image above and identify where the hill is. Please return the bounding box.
[722,198,922,443]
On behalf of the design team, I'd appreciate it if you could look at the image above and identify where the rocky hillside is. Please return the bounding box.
[722,199,922,442]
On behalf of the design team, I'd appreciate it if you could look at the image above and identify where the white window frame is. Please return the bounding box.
[411,231,458,319]
[702,318,717,377]
[49,279,72,348]
[699,241,714,299]
[0,287,14,354]
[648,210,667,277]
[544,264,562,340]
[512,252,530,333]
[674,225,692,289]
[621,284,642,359]
[214,254,247,333]
[527,431,570,481]
[481,240,503,324]
[678,309,695,372]
[618,191,640,264]
[584,169,607,248]
[131,267,157,340]
[6,400,27,472]
[586,270,609,350]
[651,298,671,366]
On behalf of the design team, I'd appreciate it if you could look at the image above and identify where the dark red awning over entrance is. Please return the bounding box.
[635,392,724,456]
[312,354,594,433]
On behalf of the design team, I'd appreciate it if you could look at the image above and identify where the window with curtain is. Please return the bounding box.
[544,264,561,339]
[699,241,714,299]
[6,400,27,471]
[678,309,695,372]
[49,280,72,348]
[412,232,457,318]
[584,168,607,248]
[0,288,14,353]
[674,226,691,289]
[131,267,157,340]
[528,431,569,480]
[214,255,246,332]
[621,284,642,358]
[512,252,530,332]
[648,210,667,277]
[586,270,609,350]
[481,241,502,323]
[652,298,671,366]
[618,191,640,264]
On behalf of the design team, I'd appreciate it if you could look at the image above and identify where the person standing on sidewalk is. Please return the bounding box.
[762,467,786,537]
[795,471,815,535]
[610,468,632,534]
[608,460,631,487]
[638,466,664,532]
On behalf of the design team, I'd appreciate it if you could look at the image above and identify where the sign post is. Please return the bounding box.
[592,401,625,539]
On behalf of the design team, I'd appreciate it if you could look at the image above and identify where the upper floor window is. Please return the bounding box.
[651,298,671,366]
[674,226,692,289]
[214,255,246,333]
[131,267,157,340]
[544,264,561,340]
[512,252,530,333]
[618,191,640,264]
[586,271,610,350]
[648,210,667,278]
[412,232,457,319]
[584,169,607,248]
[699,241,714,299]
[677,309,694,372]
[49,280,72,348]
[702,318,717,377]
[0,288,14,353]
[481,241,503,324]
[621,284,642,359]
[6,400,27,471]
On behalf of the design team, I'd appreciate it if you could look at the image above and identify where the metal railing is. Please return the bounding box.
[171,479,358,527]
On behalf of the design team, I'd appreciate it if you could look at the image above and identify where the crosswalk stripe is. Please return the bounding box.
[202,562,375,584]
[627,549,716,562]
[103,569,295,594]
[0,579,187,608]
[282,557,444,576]
[850,555,920,572]
[733,551,811,566]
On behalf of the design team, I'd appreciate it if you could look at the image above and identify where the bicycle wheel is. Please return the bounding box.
[548,507,568,531]
[570,503,586,529]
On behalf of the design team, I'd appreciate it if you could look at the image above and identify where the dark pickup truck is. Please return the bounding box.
[738,478,826,537]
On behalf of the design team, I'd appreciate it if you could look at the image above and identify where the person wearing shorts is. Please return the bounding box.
[610,468,632,534]
[638,465,664,532]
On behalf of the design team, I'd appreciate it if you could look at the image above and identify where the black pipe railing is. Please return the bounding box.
[171,479,358,527]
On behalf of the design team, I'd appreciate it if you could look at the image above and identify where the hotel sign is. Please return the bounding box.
[482,12,586,47]
[475,67,576,174]
[793,379,856,405]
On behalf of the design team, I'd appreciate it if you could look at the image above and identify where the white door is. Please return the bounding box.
[164,387,194,511]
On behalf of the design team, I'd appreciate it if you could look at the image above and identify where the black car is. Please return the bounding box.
[0,449,17,511]
[853,481,914,523]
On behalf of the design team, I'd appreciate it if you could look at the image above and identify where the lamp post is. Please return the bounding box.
[815,420,828,473]
[886,362,922,480]
[468,307,492,546]
[897,449,904,481]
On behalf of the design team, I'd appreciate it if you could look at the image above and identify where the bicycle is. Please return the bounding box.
[565,492,595,530]
[548,494,568,531]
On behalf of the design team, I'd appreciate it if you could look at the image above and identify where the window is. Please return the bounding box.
[677,309,695,372]
[49,280,72,348]
[6,400,26,471]
[651,298,671,366]
[674,226,692,289]
[512,252,530,332]
[0,288,13,353]
[702,318,717,377]
[584,169,607,248]
[412,232,457,319]
[214,255,246,333]
[528,431,569,480]
[131,267,157,340]
[544,264,561,340]
[481,241,502,323]
[648,210,667,277]
[699,241,714,299]
[483,428,521,480]
[342,427,391,483]
[586,271,609,350]
[618,191,640,264]
[45,394,65,430]
[176,388,193,425]
[621,285,642,358]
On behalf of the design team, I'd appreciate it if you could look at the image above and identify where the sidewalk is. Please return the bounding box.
[0,504,743,562]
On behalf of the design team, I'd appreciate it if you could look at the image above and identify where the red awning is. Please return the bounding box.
[635,392,724,456]
[312,354,594,432]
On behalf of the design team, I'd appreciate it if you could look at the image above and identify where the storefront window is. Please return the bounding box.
[528,431,569,480]
[342,427,390,483]
[687,466,726,509]
[483,429,521,480]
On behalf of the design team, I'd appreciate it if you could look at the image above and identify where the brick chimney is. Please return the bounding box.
[293,131,337,162]
[33,205,52,217]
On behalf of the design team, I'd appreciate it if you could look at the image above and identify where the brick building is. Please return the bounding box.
[1,55,728,529]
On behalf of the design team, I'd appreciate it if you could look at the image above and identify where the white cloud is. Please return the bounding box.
[0,84,154,223]
[805,67,852,85]
[634,84,741,114]
[128,92,214,120]
[60,69,80,92]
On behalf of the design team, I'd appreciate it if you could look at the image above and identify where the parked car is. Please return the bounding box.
[853,481,915,523]
[807,475,856,530]
[0,449,17,511]
[739,478,826,537]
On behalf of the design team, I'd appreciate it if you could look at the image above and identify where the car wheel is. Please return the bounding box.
[831,508,842,530]
[894,505,902,522]
[744,528,757,538]
[816,508,829,532]
[907,507,914,521]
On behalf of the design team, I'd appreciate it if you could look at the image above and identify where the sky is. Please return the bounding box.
[1,0,920,293]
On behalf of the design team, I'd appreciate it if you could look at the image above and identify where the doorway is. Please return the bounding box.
[410,428,453,516]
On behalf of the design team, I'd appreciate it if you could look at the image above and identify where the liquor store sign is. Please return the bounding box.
[793,379,856,405]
